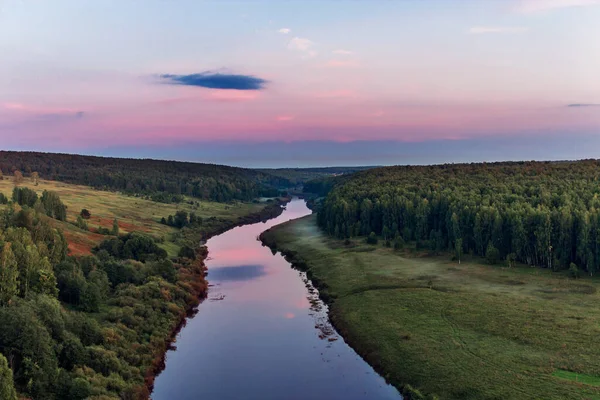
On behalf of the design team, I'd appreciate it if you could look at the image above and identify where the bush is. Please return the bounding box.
[80,209,91,219]
[486,243,500,265]
[569,262,580,279]
[76,216,88,231]
[394,236,405,250]
[178,245,196,260]
[366,232,378,245]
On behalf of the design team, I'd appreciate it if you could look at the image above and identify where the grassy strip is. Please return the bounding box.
[260,214,600,400]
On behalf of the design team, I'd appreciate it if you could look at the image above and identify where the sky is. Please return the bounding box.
[0,0,599,167]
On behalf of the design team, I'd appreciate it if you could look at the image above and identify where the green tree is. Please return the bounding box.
[76,215,88,231]
[486,243,500,265]
[0,353,17,400]
[455,238,463,264]
[0,243,19,306]
[506,253,517,268]
[112,218,119,236]
[366,231,378,245]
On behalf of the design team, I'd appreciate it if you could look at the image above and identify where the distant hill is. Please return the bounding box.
[257,166,378,185]
[0,151,289,202]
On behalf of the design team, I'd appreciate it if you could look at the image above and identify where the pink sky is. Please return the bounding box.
[0,0,599,162]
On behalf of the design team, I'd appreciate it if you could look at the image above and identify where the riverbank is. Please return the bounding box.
[260,214,600,400]
[146,197,290,395]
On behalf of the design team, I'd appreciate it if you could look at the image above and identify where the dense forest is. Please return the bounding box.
[0,194,209,399]
[258,166,375,186]
[318,160,600,275]
[0,151,289,202]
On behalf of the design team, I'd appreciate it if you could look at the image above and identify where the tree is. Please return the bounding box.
[40,190,67,221]
[112,218,119,236]
[367,232,378,245]
[173,210,189,228]
[31,171,39,185]
[76,215,88,231]
[0,243,19,306]
[506,253,517,268]
[12,170,23,185]
[0,353,17,400]
[393,236,404,250]
[455,238,463,264]
[569,262,580,279]
[80,209,91,219]
[486,243,500,265]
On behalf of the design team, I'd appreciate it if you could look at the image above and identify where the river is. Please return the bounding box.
[152,198,402,400]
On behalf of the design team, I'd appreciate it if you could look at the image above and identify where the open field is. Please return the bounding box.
[0,178,264,257]
[261,214,600,400]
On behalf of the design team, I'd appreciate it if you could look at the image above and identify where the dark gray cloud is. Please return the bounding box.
[160,72,268,90]
[567,104,600,107]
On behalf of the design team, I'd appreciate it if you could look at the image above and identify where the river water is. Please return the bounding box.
[152,198,402,400]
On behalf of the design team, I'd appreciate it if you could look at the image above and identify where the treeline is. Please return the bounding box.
[259,166,375,185]
[318,160,600,275]
[0,204,207,399]
[0,151,289,202]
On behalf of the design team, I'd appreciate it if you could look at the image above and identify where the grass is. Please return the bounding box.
[0,178,264,257]
[261,214,600,400]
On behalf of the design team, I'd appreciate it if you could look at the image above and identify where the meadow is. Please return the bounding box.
[0,178,264,257]
[261,214,600,400]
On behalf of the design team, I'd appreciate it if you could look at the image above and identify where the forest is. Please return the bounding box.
[318,160,600,275]
[0,151,289,202]
[0,190,212,399]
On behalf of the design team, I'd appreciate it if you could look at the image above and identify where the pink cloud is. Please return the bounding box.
[284,312,295,319]
[207,90,260,102]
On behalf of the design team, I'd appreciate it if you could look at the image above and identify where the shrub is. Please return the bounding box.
[569,262,580,279]
[366,232,378,245]
[486,243,500,265]
[394,236,405,250]
[80,209,91,219]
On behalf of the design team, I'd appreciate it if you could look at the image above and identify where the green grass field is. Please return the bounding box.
[0,178,264,257]
[262,214,600,400]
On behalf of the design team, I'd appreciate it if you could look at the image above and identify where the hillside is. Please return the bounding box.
[0,151,289,202]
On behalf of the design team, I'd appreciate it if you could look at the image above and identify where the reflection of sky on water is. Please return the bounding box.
[208,265,266,282]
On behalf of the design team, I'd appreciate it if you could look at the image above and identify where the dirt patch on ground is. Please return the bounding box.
[61,228,106,256]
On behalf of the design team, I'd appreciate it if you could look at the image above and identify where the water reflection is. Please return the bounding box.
[208,265,266,281]
[152,199,402,400]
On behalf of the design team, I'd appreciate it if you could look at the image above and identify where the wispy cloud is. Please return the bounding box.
[288,37,317,58]
[468,26,529,34]
[515,0,600,13]
[567,103,600,107]
[278,28,291,34]
[159,72,268,90]
[333,49,353,55]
